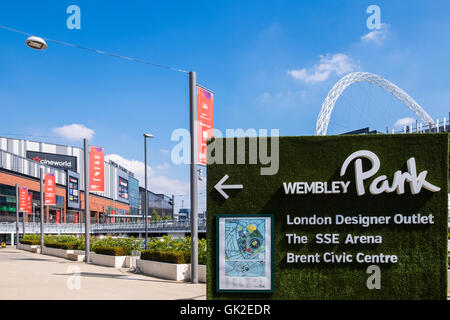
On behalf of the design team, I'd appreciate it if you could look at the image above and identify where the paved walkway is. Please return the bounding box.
[0,247,206,300]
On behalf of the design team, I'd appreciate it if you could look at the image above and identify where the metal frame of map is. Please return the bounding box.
[215,213,274,294]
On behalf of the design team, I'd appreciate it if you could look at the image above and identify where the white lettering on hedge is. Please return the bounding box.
[283,150,440,196]
[340,150,440,196]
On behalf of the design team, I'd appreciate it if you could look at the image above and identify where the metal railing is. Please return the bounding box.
[389,117,450,134]
[0,220,206,234]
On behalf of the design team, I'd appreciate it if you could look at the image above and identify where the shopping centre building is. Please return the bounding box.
[0,136,173,224]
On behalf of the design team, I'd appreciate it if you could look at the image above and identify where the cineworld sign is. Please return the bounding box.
[26,151,77,171]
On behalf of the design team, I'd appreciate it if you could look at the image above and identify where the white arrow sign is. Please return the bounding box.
[214,174,243,199]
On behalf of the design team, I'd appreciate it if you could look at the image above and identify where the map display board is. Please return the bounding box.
[217,215,273,292]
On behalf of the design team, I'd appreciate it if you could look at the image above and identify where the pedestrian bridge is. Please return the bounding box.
[0,221,206,235]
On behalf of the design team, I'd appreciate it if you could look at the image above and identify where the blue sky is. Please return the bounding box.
[1,1,449,212]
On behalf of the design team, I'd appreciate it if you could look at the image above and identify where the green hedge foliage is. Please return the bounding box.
[93,246,130,256]
[19,234,206,264]
[20,234,40,245]
[145,236,207,265]
[141,249,190,264]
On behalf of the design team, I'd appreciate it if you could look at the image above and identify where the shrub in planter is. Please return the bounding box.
[45,242,79,250]
[141,249,190,264]
[91,236,140,253]
[145,236,207,265]
[20,234,41,245]
[94,246,130,256]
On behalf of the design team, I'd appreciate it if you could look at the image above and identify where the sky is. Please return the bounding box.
[1,1,449,213]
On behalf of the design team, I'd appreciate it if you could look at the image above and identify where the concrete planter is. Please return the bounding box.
[137,259,206,282]
[17,243,38,252]
[67,250,85,262]
[197,264,207,283]
[42,246,74,259]
[31,247,41,253]
[90,252,130,268]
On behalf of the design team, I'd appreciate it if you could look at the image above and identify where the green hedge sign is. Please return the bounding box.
[207,134,448,300]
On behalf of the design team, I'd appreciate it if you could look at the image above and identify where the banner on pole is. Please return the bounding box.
[197,86,214,166]
[44,173,56,205]
[18,187,28,212]
[90,146,105,192]
[27,192,33,214]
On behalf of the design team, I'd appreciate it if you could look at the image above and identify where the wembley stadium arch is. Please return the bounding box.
[314,72,435,136]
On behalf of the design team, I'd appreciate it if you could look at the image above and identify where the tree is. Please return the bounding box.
[152,209,162,221]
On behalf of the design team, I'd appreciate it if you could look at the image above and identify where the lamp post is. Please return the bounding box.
[40,167,44,254]
[143,133,154,250]
[189,71,199,284]
[84,138,90,263]
[15,184,19,247]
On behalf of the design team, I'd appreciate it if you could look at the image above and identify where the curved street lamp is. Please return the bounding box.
[25,36,47,50]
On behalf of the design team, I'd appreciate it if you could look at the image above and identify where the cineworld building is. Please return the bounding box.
[0,136,172,240]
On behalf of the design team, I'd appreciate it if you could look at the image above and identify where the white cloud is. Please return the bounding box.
[361,23,390,44]
[394,117,415,127]
[257,90,306,106]
[288,53,356,83]
[105,154,188,196]
[258,92,272,104]
[155,162,170,170]
[52,123,95,140]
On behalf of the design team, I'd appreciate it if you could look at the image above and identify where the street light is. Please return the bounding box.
[143,133,154,250]
[25,36,47,50]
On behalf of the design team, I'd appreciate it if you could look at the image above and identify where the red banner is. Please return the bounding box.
[74,213,79,224]
[197,86,214,166]
[27,192,33,215]
[19,187,28,212]
[56,210,61,224]
[90,146,105,192]
[44,173,56,205]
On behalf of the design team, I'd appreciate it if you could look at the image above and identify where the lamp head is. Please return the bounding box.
[26,36,47,50]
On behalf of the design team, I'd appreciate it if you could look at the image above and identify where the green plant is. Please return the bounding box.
[141,249,190,264]
[151,209,161,221]
[144,236,207,264]
[94,246,130,256]
[20,234,41,245]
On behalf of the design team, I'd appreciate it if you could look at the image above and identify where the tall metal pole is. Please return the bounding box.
[144,135,148,250]
[40,167,44,253]
[15,184,19,247]
[84,138,90,263]
[171,195,175,220]
[22,211,25,237]
[189,71,198,284]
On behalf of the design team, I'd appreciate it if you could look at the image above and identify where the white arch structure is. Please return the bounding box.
[314,72,434,135]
